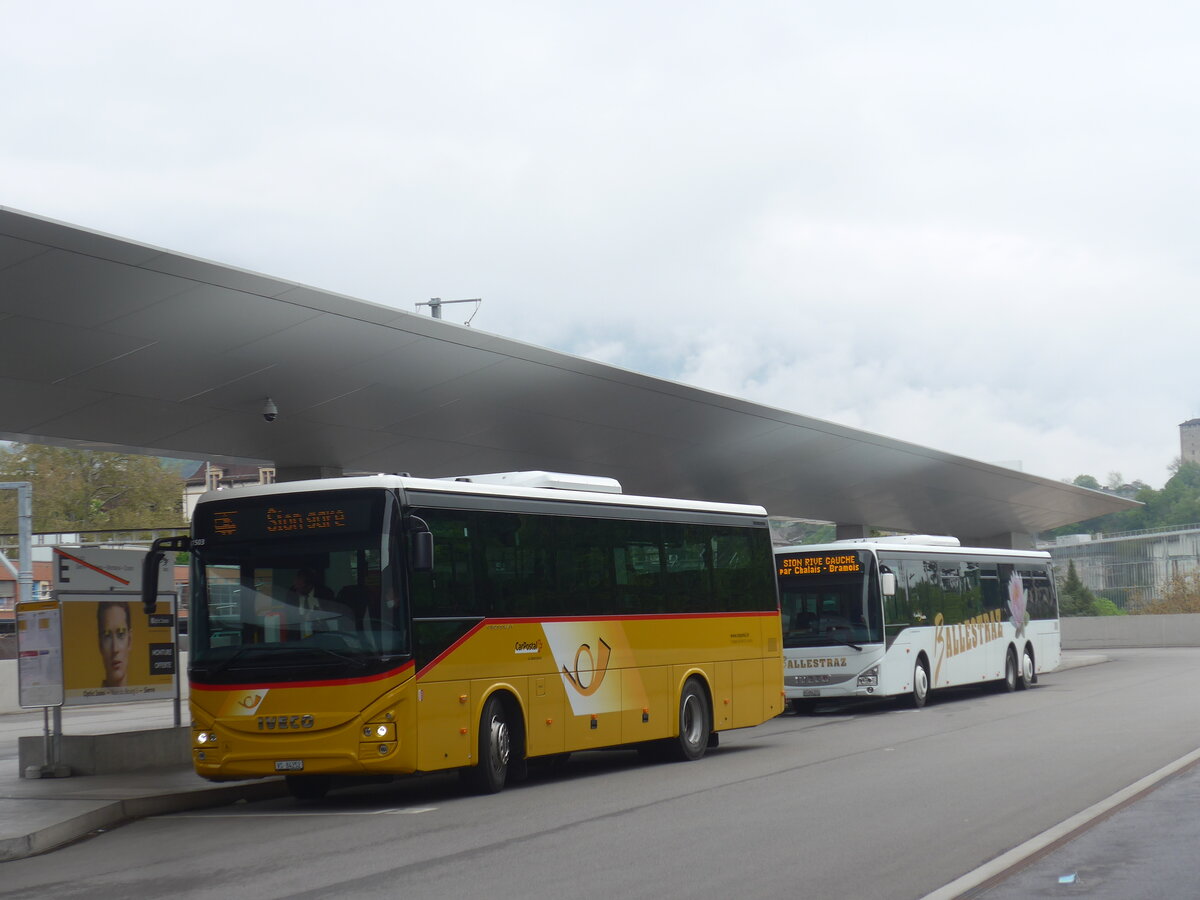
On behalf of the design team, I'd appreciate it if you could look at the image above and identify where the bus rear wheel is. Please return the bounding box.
[910,659,929,709]
[1017,646,1035,690]
[1002,648,1018,692]
[463,694,511,794]
[669,678,711,761]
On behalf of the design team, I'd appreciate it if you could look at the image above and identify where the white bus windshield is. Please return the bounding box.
[776,549,883,648]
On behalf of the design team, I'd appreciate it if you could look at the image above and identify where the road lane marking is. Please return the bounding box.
[163,807,438,818]
[922,747,1200,900]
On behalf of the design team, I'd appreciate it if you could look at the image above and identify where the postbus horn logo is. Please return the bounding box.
[562,638,613,697]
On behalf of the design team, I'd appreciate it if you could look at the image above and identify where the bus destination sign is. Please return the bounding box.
[201,496,373,541]
[777,551,866,578]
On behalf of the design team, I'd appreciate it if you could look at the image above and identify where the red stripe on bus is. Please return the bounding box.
[416,620,489,679]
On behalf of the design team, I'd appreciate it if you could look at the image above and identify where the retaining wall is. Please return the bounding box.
[1061,613,1200,650]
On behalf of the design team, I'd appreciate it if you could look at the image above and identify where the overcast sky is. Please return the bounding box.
[3,2,1197,488]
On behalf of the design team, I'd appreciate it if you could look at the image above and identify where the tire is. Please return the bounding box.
[1001,648,1018,692]
[910,659,929,709]
[669,678,711,761]
[285,774,331,801]
[463,694,511,794]
[1017,646,1035,690]
[790,698,817,715]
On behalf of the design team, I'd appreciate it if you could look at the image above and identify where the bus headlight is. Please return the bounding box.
[363,723,395,740]
[195,731,217,746]
[857,666,880,687]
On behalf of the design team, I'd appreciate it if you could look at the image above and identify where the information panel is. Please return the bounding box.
[16,600,64,708]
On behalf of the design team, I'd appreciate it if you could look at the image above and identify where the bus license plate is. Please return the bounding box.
[802,690,820,698]
[274,760,304,772]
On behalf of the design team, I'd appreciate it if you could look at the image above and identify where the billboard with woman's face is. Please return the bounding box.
[60,596,176,704]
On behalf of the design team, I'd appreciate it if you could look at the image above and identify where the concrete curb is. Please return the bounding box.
[1055,652,1111,672]
[0,778,289,862]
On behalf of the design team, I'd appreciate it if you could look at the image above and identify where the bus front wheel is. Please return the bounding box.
[670,679,711,761]
[463,694,511,794]
[910,660,929,709]
[286,774,331,801]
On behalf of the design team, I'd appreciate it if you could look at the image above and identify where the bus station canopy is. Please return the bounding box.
[0,206,1134,545]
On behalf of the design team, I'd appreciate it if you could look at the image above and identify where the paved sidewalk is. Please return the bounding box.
[0,700,286,862]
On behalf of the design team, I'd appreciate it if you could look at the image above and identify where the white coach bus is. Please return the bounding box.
[775,536,1060,712]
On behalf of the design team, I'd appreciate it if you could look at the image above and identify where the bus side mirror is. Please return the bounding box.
[407,516,434,573]
[880,572,897,598]
[143,535,191,614]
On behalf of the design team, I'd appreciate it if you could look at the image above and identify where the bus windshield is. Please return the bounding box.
[776,549,883,648]
[189,490,408,683]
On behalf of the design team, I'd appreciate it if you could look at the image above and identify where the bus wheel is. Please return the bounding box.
[464,694,511,794]
[670,679,711,761]
[286,774,331,801]
[1017,647,1035,690]
[1002,648,1018,692]
[910,660,929,709]
[790,699,817,715]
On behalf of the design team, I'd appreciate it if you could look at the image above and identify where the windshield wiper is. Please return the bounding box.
[823,637,864,651]
[306,646,367,669]
[206,645,267,676]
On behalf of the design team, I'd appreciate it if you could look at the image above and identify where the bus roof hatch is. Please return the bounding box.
[447,471,625,494]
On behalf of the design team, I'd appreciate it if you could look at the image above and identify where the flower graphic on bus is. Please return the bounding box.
[1007,572,1028,637]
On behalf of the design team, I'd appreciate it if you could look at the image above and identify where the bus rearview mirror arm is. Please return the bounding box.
[143,535,192,614]
[406,516,434,572]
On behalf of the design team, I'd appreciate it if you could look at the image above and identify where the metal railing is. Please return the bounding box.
[0,526,188,552]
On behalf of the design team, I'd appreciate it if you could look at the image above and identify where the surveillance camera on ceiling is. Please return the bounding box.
[262,398,278,422]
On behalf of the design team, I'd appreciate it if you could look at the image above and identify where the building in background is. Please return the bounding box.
[1042,524,1200,609]
[182,463,276,518]
[0,558,53,634]
[1181,419,1200,466]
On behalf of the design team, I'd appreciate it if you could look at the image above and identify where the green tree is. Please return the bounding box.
[1058,559,1101,616]
[0,443,185,533]
[1044,464,1200,539]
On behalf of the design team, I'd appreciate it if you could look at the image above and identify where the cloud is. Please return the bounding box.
[2,0,1198,489]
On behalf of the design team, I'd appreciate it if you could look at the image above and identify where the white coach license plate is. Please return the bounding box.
[275,760,304,771]
[802,690,820,698]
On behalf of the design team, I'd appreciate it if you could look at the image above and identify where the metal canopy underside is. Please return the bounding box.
[0,206,1133,543]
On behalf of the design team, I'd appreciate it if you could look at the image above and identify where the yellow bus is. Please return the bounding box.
[144,471,783,798]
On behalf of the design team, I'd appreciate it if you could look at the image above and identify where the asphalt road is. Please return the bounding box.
[2,648,1199,900]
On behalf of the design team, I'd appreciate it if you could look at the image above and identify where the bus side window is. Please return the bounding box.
[880,556,910,647]
[980,562,1004,611]
[961,562,984,619]
[410,511,480,618]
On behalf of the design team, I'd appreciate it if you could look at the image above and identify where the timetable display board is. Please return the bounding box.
[16,600,64,708]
